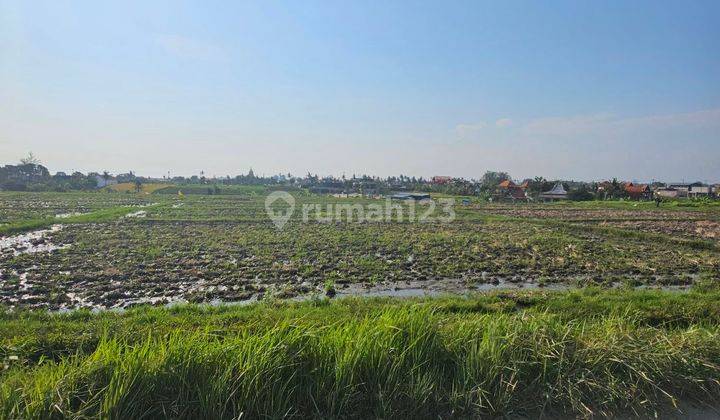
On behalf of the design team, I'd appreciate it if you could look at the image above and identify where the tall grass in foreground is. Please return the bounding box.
[2,307,720,419]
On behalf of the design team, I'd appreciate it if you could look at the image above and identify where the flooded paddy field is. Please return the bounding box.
[474,202,720,222]
[0,192,718,310]
[588,219,720,241]
[2,193,720,419]
[0,191,161,224]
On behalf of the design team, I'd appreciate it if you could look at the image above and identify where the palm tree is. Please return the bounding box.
[20,152,41,165]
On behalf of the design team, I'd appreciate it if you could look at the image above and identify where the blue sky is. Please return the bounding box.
[1,0,719,182]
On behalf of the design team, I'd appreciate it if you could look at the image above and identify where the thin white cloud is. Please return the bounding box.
[495,118,512,127]
[520,113,614,136]
[455,122,487,138]
[155,35,224,60]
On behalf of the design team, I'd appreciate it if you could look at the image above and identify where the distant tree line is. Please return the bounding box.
[1,155,708,201]
[0,153,138,192]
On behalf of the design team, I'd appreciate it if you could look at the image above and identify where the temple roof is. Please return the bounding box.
[542,183,567,196]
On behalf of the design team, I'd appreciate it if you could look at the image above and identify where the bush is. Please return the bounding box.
[568,188,594,201]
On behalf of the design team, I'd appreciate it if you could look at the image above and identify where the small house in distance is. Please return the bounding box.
[539,183,568,202]
[94,174,118,188]
[688,183,713,198]
[654,187,679,199]
[494,180,528,202]
[432,176,452,185]
[666,182,713,198]
[624,183,652,200]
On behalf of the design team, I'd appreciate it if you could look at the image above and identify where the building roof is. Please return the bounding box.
[625,184,649,194]
[668,182,704,188]
[432,176,452,184]
[508,186,527,199]
[541,183,567,196]
[498,179,516,188]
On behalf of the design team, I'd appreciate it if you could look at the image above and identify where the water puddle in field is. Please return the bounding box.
[334,278,571,299]
[0,225,69,256]
[55,212,88,219]
[9,274,695,313]
[123,203,160,219]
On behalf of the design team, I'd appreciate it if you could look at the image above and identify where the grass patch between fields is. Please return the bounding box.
[0,206,156,236]
[2,289,720,418]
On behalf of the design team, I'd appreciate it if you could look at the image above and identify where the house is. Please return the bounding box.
[495,180,528,202]
[498,179,514,189]
[655,187,679,199]
[667,182,712,198]
[623,183,652,200]
[94,174,118,188]
[667,183,691,198]
[432,176,452,185]
[596,180,627,199]
[539,183,568,201]
[689,183,712,198]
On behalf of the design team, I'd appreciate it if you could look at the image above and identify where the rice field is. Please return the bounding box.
[0,192,718,310]
[1,191,719,418]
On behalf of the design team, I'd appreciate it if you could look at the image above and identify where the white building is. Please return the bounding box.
[94,174,118,188]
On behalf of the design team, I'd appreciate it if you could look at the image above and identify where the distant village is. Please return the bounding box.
[487,178,716,202]
[0,157,717,202]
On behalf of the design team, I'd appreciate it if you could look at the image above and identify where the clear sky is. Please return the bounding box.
[1,0,719,182]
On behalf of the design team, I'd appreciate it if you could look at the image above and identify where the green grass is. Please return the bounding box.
[549,199,720,212]
[0,191,160,223]
[0,206,157,236]
[512,215,720,251]
[153,184,268,195]
[2,289,720,418]
[0,218,51,236]
[2,193,719,417]
[105,182,171,193]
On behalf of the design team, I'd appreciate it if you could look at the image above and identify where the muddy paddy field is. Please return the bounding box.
[0,192,719,310]
[3,192,720,418]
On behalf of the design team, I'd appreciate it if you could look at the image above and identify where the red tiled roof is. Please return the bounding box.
[432,176,452,184]
[625,184,649,193]
[498,180,515,188]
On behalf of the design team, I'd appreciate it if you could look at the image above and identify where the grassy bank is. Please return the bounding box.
[2,289,720,418]
[0,205,157,236]
[105,183,170,194]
